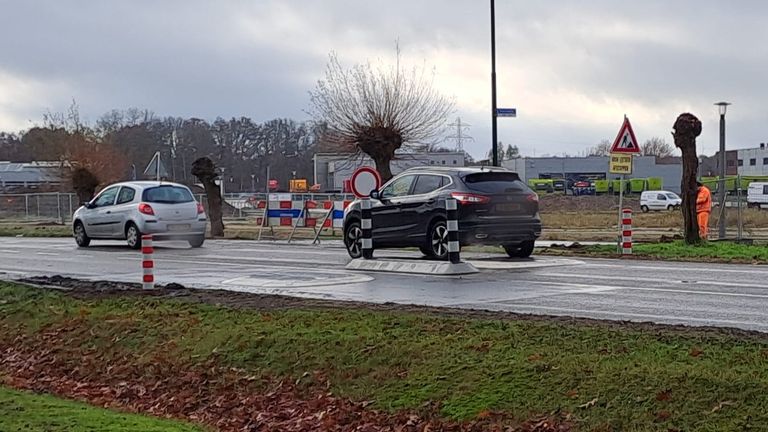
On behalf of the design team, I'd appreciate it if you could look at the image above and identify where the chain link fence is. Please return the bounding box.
[0,193,77,223]
[0,192,358,223]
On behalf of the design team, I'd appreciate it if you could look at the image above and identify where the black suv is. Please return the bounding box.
[343,167,542,259]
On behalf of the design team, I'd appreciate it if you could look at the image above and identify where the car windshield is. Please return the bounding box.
[666,193,679,200]
[142,186,194,204]
[463,172,525,193]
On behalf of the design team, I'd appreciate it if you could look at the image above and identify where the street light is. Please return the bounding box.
[715,101,731,240]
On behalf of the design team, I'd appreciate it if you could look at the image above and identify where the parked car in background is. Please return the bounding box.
[343,167,542,260]
[72,181,207,249]
[640,190,682,212]
[747,182,768,209]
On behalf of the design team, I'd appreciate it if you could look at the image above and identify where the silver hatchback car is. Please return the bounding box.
[72,181,208,249]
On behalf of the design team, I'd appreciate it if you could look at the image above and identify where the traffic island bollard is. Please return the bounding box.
[621,208,632,255]
[446,198,461,264]
[361,198,373,259]
[142,234,154,289]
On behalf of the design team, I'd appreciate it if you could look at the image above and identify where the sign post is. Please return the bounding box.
[609,116,641,253]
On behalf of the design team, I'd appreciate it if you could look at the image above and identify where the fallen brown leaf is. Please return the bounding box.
[655,389,672,402]
[689,347,704,357]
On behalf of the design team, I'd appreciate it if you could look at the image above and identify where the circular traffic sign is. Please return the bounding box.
[350,166,381,198]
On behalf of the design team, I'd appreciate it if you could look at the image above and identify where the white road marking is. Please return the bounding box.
[585,262,768,275]
[35,252,59,256]
[515,279,768,300]
[543,272,768,290]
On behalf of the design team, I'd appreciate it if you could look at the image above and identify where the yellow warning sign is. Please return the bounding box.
[609,153,633,174]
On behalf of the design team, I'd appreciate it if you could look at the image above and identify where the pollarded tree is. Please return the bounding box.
[309,50,454,182]
[672,113,702,245]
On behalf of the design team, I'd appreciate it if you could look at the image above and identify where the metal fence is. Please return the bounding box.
[0,192,359,223]
[0,193,77,223]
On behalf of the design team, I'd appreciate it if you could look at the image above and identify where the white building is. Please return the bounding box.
[736,143,768,176]
[313,151,466,192]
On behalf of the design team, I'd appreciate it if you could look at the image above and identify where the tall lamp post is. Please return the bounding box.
[490,0,498,166]
[715,101,731,240]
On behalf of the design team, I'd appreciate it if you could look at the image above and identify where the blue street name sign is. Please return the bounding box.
[496,108,517,117]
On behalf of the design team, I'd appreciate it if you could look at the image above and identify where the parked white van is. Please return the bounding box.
[640,190,682,212]
[747,182,768,208]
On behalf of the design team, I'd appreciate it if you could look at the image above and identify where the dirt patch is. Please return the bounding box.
[539,195,639,213]
[18,276,768,342]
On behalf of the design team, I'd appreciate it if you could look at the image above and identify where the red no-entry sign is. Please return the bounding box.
[350,167,382,198]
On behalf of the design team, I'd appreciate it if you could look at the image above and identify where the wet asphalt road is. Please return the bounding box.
[2,237,768,332]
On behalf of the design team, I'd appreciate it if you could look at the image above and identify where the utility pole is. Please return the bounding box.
[490,0,499,166]
[446,117,474,152]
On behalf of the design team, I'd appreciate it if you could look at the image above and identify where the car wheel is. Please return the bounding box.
[125,223,142,250]
[344,221,363,259]
[504,240,535,258]
[429,220,449,260]
[667,205,674,211]
[188,235,205,248]
[640,205,649,213]
[73,222,90,247]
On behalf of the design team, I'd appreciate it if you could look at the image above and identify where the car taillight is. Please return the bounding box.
[526,193,539,202]
[451,192,491,204]
[197,202,205,214]
[138,203,155,215]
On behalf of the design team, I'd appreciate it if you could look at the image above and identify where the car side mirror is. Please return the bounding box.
[84,202,95,209]
[369,190,380,200]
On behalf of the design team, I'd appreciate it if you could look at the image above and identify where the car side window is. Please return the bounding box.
[412,175,444,195]
[763,185,768,195]
[116,187,136,205]
[380,175,416,199]
[93,187,119,208]
[657,194,666,200]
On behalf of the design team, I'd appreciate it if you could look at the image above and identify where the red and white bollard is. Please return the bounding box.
[621,208,632,255]
[142,234,154,289]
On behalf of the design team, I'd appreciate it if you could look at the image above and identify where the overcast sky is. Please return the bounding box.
[1,0,766,159]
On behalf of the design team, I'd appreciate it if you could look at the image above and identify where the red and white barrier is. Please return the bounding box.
[621,208,632,255]
[142,234,154,289]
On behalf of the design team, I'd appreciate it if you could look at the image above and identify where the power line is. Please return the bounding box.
[446,117,474,152]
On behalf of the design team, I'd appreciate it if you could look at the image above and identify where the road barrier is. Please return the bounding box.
[446,198,461,264]
[361,198,373,259]
[142,234,154,289]
[621,208,632,255]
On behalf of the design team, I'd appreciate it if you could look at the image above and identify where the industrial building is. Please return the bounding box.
[503,156,683,193]
[0,161,62,192]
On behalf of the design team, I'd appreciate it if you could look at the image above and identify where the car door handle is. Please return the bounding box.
[106,211,112,214]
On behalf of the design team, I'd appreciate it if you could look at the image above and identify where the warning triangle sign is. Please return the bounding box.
[143,152,170,179]
[610,117,641,154]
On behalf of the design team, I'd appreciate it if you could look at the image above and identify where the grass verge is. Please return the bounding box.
[0,386,204,432]
[2,282,768,430]
[540,240,768,263]
[0,223,71,237]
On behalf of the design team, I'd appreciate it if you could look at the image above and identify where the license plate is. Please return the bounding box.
[496,203,520,212]
[167,224,191,232]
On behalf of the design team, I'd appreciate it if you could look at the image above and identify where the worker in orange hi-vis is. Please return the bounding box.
[696,181,712,240]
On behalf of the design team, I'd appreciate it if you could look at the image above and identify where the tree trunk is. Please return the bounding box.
[680,146,699,244]
[373,155,394,183]
[191,157,225,237]
[202,180,224,237]
[672,113,703,245]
